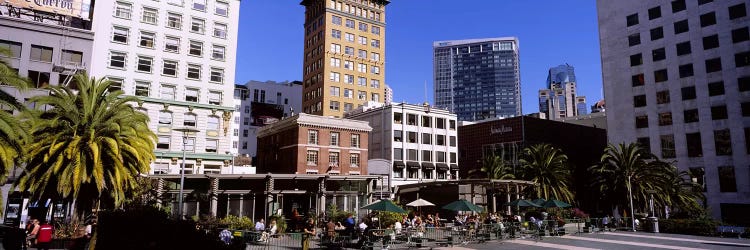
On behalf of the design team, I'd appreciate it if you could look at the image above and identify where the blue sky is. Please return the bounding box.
[235,0,603,114]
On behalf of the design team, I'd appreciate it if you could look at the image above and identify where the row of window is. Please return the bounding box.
[633,78,748,108]
[626,1,745,27]
[108,51,225,84]
[394,113,458,130]
[638,126,748,161]
[394,168,458,180]
[306,150,361,167]
[329,0,383,22]
[331,29,381,48]
[684,165,739,193]
[394,131,457,147]
[330,15,381,35]
[329,57,381,75]
[630,51,750,86]
[156,111,222,129]
[115,0,230,23]
[307,130,362,148]
[111,26,227,60]
[109,78,224,104]
[393,148,458,163]
[0,40,84,64]
[634,104,735,128]
[156,135,221,153]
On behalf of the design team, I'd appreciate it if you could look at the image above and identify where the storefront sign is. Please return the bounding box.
[1,0,91,19]
[490,125,512,134]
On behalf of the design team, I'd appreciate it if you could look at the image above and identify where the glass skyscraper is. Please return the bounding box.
[433,37,521,121]
[538,64,586,120]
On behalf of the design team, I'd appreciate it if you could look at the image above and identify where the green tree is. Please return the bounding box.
[0,47,30,177]
[657,164,705,217]
[518,143,574,203]
[16,74,156,214]
[480,155,515,180]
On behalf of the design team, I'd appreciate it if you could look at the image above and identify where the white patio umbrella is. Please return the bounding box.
[407,198,435,215]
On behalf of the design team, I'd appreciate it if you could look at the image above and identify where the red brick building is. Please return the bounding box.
[257,113,372,175]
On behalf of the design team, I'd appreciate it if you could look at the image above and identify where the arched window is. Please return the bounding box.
[158,111,172,125]
[184,113,197,127]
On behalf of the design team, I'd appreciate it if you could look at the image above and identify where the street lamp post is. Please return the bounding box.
[174,127,200,220]
[627,175,636,232]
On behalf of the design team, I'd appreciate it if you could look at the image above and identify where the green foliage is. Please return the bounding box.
[377,211,403,228]
[518,143,575,203]
[219,215,254,230]
[481,155,515,180]
[0,47,31,209]
[327,205,353,224]
[650,219,721,236]
[269,215,288,233]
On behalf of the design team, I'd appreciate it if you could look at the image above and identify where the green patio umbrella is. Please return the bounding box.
[503,199,543,207]
[542,199,572,208]
[442,199,484,212]
[361,199,407,214]
[531,198,547,206]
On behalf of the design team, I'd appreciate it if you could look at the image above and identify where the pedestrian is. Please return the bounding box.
[302,218,316,250]
[35,220,54,250]
[602,215,610,231]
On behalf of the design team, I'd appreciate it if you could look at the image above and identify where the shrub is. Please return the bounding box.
[649,218,720,236]
[377,211,403,228]
[219,215,253,230]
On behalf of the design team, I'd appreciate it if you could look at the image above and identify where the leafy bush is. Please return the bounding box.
[327,205,353,225]
[377,212,403,228]
[649,218,721,236]
[219,215,253,230]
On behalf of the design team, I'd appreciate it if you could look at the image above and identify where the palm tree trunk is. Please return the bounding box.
[627,176,635,232]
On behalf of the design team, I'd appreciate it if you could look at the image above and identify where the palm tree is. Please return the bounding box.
[15,74,156,214]
[518,143,574,203]
[0,47,30,177]
[480,155,515,180]
[657,166,705,217]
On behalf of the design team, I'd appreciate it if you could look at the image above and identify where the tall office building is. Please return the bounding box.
[300,0,389,117]
[539,64,587,120]
[598,0,750,223]
[433,37,522,121]
[89,0,241,176]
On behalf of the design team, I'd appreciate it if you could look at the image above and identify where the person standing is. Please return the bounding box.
[35,220,53,250]
[302,218,316,250]
[26,219,39,249]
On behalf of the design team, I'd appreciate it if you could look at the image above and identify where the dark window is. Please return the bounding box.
[700,12,716,27]
[636,115,649,128]
[684,109,699,123]
[746,128,750,154]
[714,129,732,156]
[654,69,668,82]
[708,81,725,96]
[650,27,664,40]
[740,76,750,92]
[676,41,692,56]
[705,57,722,73]
[657,90,670,104]
[729,3,747,20]
[689,167,706,192]
[637,137,651,152]
[652,47,666,61]
[736,51,750,67]
[634,95,647,107]
[682,86,696,100]
[732,27,749,43]
[703,34,719,50]
[711,105,728,120]
[672,0,686,13]
[674,19,689,34]
[742,102,750,116]
[627,13,639,26]
[661,134,676,158]
[718,166,737,192]
[630,54,643,66]
[698,0,712,5]
[659,112,673,126]
[27,70,50,89]
[632,74,645,86]
[686,132,703,157]
[628,33,641,46]
[679,63,694,78]
[649,6,662,19]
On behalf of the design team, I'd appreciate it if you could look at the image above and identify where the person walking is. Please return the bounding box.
[302,218,316,250]
[35,220,54,250]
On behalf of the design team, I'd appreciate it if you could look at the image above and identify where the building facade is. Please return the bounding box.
[597,0,750,223]
[384,84,393,105]
[88,0,241,176]
[539,64,587,120]
[433,37,522,121]
[346,102,460,194]
[300,0,389,117]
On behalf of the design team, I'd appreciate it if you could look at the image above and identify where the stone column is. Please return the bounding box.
[239,194,244,218]
[266,177,274,219]
[210,177,219,217]
[318,177,326,217]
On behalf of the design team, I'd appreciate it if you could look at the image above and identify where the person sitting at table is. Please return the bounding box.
[434,213,442,227]
[255,219,266,232]
[394,220,402,234]
[335,221,345,230]
[258,220,277,242]
[425,214,435,227]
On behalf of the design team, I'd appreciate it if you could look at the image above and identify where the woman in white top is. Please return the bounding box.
[259,220,278,242]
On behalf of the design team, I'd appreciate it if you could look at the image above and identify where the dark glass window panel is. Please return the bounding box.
[674,19,689,34]
[632,74,645,86]
[732,27,749,43]
[672,0,686,13]
[714,129,733,156]
[654,69,668,82]
[700,12,716,27]
[718,166,737,192]
[652,47,666,61]
[633,95,647,107]
[686,132,703,157]
[630,53,643,66]
[636,137,651,153]
[684,109,699,123]
[708,81,725,96]
[679,63,694,78]
[650,27,664,40]
[705,57,722,73]
[660,134,676,158]
[711,105,728,120]
[681,86,696,100]
[628,33,641,46]
[742,102,750,117]
[703,34,719,50]
[676,41,691,56]
[636,115,649,128]
[740,76,750,92]
[656,90,670,104]
[736,51,750,67]
[627,13,639,26]
[649,6,662,19]
[729,3,747,20]
[658,112,673,126]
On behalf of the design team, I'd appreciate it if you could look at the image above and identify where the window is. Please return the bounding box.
[421,133,432,145]
[719,166,738,192]
[212,45,225,60]
[450,136,456,147]
[436,152,446,162]
[654,69,668,82]
[162,60,178,76]
[109,51,126,69]
[746,128,750,154]
[112,26,129,43]
[158,111,172,125]
[105,77,121,92]
[208,91,221,105]
[682,86,696,100]
[729,3,747,20]
[740,76,750,92]
[633,95,647,107]
[344,74,353,84]
[628,33,640,46]
[330,58,341,67]
[357,63,367,73]
[328,152,339,165]
[372,65,380,74]
[658,112,673,126]
[358,36,367,45]
[676,41,691,56]
[115,2,132,19]
[142,7,158,24]
[372,26,380,35]
[189,41,203,56]
[357,90,366,100]
[167,0,183,6]
[343,88,353,98]
[193,0,206,10]
[165,36,180,52]
[708,81,725,96]
[344,46,354,55]
[671,0,686,13]
[407,132,417,143]
[736,51,750,67]
[700,12,716,27]
[436,135,445,146]
[626,13,639,26]
[371,39,380,48]
[421,150,432,162]
[636,115,649,128]
[685,132,703,157]
[0,40,21,58]
[743,102,750,117]
[407,114,417,125]
[711,105,728,120]
[652,48,665,61]
[191,18,205,34]
[30,45,53,62]
[705,57,722,73]
[351,134,360,148]
[648,6,661,19]
[678,64,693,78]
[161,85,175,100]
[135,81,150,97]
[345,19,354,28]
[330,86,340,97]
[393,130,403,142]
[332,29,341,39]
[344,60,353,70]
[371,93,380,102]
[714,129,732,156]
[306,151,318,165]
[185,88,199,102]
[733,27,749,43]
[308,130,318,144]
[344,33,354,42]
[674,19,688,34]
[684,109,699,123]
[139,31,155,48]
[421,116,431,127]
[408,169,418,179]
[28,71,50,88]
[207,116,220,130]
[332,15,342,25]
[157,136,170,149]
[350,153,360,167]
[167,13,182,29]
[632,74,645,86]
[187,64,201,80]
[205,139,218,153]
[371,52,380,61]
[210,68,224,83]
[214,22,228,39]
[637,137,651,152]
[215,1,228,16]
[331,44,341,53]
[183,113,197,127]
[359,22,367,32]
[450,120,456,130]
[61,50,82,64]
[650,27,664,41]
[703,34,719,50]
[630,53,643,66]
[328,132,339,146]
[136,56,154,73]
[660,134,675,158]
[698,0,712,5]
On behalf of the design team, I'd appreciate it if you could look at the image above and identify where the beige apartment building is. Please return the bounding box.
[300,0,389,117]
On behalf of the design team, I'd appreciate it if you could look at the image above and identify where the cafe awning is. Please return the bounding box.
[436,163,449,171]
[406,161,420,169]
[450,164,459,170]
[421,162,435,170]
[393,161,405,169]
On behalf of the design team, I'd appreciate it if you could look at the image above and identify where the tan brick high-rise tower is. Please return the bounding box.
[300,0,389,117]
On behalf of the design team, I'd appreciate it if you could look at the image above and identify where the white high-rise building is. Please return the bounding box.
[89,0,241,175]
[598,0,749,222]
